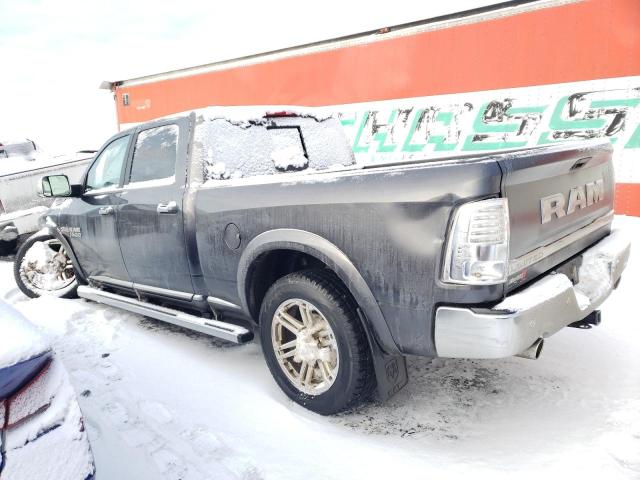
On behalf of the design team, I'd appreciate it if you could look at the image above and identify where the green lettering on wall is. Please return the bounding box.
[427,112,457,151]
[463,104,545,150]
[626,123,640,148]
[374,110,398,153]
[402,110,458,152]
[540,97,640,145]
[352,111,370,153]
[548,96,606,130]
[401,109,426,152]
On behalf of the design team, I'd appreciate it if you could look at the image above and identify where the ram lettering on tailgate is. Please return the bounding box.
[540,179,605,224]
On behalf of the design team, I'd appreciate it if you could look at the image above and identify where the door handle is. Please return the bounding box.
[157,201,178,214]
[98,206,114,216]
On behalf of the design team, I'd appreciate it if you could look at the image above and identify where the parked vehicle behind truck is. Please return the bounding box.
[12,108,630,414]
[0,299,95,479]
[0,140,93,255]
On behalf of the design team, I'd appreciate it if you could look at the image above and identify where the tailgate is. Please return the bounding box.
[497,139,615,285]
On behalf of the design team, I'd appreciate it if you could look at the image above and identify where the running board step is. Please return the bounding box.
[77,286,253,344]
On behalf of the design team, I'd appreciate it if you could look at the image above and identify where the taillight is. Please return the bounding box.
[442,198,510,285]
[0,354,52,429]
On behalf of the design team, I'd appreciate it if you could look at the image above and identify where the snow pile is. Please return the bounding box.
[206,160,230,180]
[271,145,308,171]
[575,229,631,304]
[0,300,50,367]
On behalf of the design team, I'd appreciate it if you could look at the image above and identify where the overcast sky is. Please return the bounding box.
[0,0,500,154]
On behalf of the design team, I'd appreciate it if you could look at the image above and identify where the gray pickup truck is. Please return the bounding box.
[12,108,630,414]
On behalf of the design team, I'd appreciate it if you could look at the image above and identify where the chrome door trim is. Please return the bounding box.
[207,296,242,310]
[90,275,134,290]
[134,282,194,301]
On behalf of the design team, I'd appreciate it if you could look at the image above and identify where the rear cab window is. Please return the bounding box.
[127,125,178,187]
[194,113,355,182]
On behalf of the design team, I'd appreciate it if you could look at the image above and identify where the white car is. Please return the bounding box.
[0,299,94,479]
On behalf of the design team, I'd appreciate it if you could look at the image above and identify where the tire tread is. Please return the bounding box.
[261,268,376,413]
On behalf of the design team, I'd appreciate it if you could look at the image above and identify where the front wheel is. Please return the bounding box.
[259,269,375,415]
[13,233,78,299]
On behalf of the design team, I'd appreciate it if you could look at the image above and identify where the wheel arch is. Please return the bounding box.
[38,226,88,284]
[238,229,399,355]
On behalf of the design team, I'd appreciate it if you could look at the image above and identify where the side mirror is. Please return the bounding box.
[39,175,72,197]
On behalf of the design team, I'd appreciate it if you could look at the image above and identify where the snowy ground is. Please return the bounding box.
[1,217,639,480]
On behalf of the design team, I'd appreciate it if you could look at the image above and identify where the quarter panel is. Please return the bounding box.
[194,158,503,356]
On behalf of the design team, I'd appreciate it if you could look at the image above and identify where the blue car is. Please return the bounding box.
[0,300,94,479]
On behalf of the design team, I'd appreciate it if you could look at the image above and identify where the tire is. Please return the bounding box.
[0,238,18,256]
[13,232,78,299]
[259,268,375,415]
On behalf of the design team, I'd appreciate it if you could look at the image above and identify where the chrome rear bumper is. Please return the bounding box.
[435,229,630,359]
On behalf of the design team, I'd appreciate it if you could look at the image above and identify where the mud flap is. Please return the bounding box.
[357,309,408,401]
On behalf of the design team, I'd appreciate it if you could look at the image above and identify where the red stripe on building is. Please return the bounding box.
[615,184,640,217]
[115,0,640,125]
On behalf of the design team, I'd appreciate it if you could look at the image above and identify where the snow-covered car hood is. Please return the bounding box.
[0,299,95,479]
[0,300,50,368]
[0,151,93,178]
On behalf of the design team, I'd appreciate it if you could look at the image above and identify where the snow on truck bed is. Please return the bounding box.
[0,216,638,479]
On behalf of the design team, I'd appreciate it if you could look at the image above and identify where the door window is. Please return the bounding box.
[128,125,178,184]
[85,135,130,192]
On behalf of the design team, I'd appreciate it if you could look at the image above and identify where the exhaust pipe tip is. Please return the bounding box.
[516,338,544,360]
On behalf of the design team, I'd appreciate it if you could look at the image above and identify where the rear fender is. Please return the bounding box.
[238,229,408,399]
[238,229,400,355]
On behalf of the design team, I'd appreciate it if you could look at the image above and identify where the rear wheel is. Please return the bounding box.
[259,269,375,415]
[13,233,78,299]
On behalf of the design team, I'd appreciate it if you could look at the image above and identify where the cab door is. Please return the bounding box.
[114,119,194,297]
[57,133,132,283]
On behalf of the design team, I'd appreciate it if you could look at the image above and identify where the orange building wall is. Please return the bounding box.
[113,0,640,215]
[115,0,640,124]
